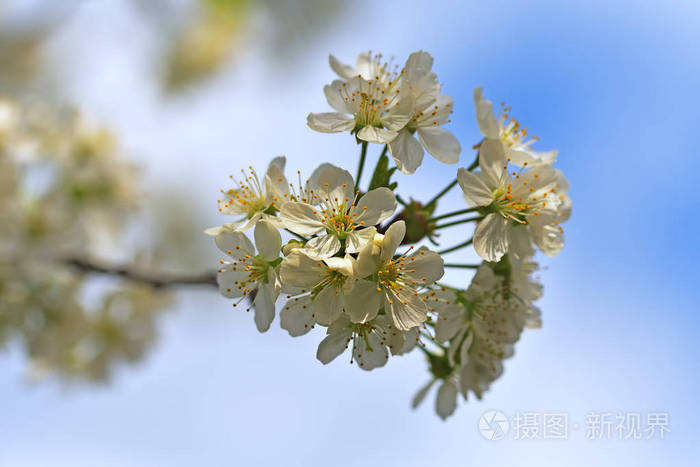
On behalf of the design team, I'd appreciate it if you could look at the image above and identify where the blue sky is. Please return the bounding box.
[1,1,699,466]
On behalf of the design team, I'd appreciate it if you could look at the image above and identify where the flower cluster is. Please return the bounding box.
[208,161,445,367]
[308,51,461,174]
[0,98,171,382]
[209,51,571,419]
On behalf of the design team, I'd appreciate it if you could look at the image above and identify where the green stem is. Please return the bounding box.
[355,141,368,191]
[421,331,446,351]
[438,237,473,255]
[284,229,308,242]
[444,263,480,269]
[396,194,408,206]
[467,151,480,171]
[428,206,479,223]
[434,216,483,230]
[435,282,461,291]
[425,179,457,209]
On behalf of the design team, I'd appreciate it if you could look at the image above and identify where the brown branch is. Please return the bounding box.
[63,256,218,289]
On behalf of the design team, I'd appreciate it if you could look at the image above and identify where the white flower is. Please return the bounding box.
[279,249,381,330]
[474,87,557,167]
[207,156,289,233]
[431,262,542,400]
[280,164,396,257]
[388,51,461,174]
[316,314,419,371]
[328,51,390,81]
[214,220,284,332]
[457,139,570,262]
[355,221,445,330]
[412,377,460,421]
[307,52,414,144]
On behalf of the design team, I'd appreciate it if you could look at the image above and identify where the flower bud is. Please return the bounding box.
[282,240,304,256]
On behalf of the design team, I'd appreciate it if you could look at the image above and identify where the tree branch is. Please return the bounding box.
[63,256,218,289]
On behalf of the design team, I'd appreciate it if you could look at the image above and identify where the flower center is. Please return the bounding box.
[491,183,532,223]
[498,104,538,150]
[375,248,420,297]
[220,166,269,216]
[311,269,347,299]
[333,52,403,129]
[313,186,366,237]
[226,254,271,295]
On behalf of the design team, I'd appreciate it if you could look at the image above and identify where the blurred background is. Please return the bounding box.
[1,0,698,465]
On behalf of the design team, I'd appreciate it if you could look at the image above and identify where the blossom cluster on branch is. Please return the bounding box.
[208,51,572,419]
[0,98,171,382]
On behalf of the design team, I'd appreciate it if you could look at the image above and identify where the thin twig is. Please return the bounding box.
[284,228,308,242]
[438,238,473,255]
[425,179,457,209]
[444,263,479,269]
[355,141,368,191]
[428,206,479,223]
[434,216,483,230]
[63,256,218,289]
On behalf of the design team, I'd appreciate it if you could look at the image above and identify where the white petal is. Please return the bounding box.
[215,226,255,257]
[434,303,464,343]
[280,202,324,236]
[345,226,376,254]
[411,72,439,110]
[402,247,444,285]
[312,287,344,326]
[354,52,372,78]
[328,54,355,80]
[383,95,415,131]
[395,327,420,355]
[473,214,509,262]
[507,147,557,167]
[405,50,434,84]
[204,224,224,236]
[436,380,458,420]
[235,213,262,232]
[344,280,381,323]
[478,139,508,187]
[357,126,398,144]
[323,255,355,276]
[307,112,354,133]
[304,234,341,258]
[506,224,535,259]
[355,188,397,225]
[254,220,282,261]
[417,127,461,164]
[324,80,353,113]
[355,238,381,278]
[459,331,473,367]
[279,250,326,288]
[264,156,289,199]
[388,129,425,174]
[412,379,436,409]
[217,267,248,298]
[353,331,388,371]
[253,283,278,332]
[457,168,493,207]
[386,289,428,330]
[280,295,315,336]
[380,220,406,262]
[534,224,564,257]
[309,163,355,201]
[316,325,351,365]
[416,94,453,126]
[473,87,500,139]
